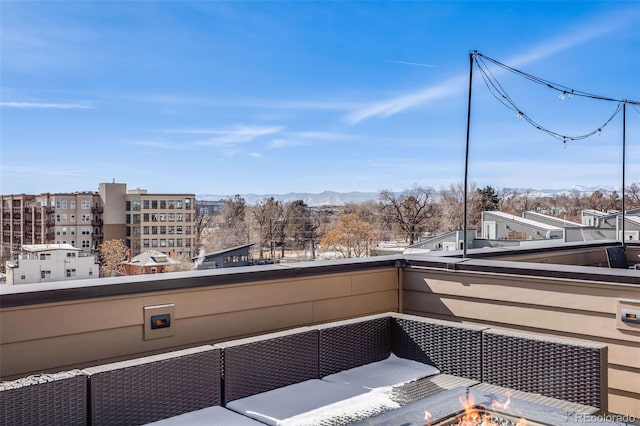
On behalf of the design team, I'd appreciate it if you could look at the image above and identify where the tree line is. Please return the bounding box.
[196,183,640,260]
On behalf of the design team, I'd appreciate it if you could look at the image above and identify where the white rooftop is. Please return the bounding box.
[22,244,79,252]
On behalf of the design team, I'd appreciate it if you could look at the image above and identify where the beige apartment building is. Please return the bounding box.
[121,187,197,258]
[1,183,196,268]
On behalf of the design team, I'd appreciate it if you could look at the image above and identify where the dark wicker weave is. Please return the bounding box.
[85,345,221,426]
[0,370,87,426]
[392,314,486,380]
[482,329,608,412]
[216,327,319,404]
[318,314,392,376]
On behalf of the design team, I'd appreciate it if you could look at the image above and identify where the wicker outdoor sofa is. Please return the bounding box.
[0,312,607,426]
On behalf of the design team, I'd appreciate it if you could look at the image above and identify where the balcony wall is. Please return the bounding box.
[401,255,640,417]
[0,258,400,379]
[1,248,638,416]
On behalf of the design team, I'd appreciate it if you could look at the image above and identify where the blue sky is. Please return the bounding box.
[1,1,639,196]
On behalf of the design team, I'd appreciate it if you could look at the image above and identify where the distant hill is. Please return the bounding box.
[198,185,637,207]
[197,191,380,206]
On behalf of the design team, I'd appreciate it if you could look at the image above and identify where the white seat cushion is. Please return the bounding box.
[226,379,368,425]
[144,406,264,425]
[322,353,440,389]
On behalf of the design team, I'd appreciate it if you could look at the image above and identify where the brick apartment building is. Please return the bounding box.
[1,183,196,266]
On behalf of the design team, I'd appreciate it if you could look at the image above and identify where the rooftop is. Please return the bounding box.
[1,240,639,421]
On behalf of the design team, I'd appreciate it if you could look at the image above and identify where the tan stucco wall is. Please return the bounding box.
[0,268,399,379]
[402,267,640,417]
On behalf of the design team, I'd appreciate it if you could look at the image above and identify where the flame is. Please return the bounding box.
[452,393,526,426]
[491,391,511,411]
[425,410,433,424]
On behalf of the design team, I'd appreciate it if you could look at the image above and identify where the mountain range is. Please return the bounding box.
[198,185,635,207]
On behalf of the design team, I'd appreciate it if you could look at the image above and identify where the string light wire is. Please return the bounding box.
[474,54,626,142]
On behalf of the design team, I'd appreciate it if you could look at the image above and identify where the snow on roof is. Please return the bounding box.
[122,250,181,267]
[483,211,562,230]
[22,244,79,252]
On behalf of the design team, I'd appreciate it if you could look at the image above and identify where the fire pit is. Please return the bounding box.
[352,386,622,426]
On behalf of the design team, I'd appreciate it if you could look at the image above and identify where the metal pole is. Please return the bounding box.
[463,51,476,258]
[622,101,626,248]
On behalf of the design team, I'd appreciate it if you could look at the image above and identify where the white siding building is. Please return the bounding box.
[4,244,99,285]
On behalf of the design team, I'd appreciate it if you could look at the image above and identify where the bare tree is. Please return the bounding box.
[252,197,284,260]
[98,239,128,277]
[626,184,640,209]
[379,185,437,244]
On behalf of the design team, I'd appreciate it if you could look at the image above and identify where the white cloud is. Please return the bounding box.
[170,125,284,147]
[129,140,190,150]
[287,131,356,140]
[0,101,93,109]
[249,152,263,158]
[389,60,436,68]
[267,138,305,149]
[346,8,639,124]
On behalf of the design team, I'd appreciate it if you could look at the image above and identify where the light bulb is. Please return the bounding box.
[558,91,566,101]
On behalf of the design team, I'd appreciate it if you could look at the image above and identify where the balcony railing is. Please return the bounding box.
[45,232,55,240]
[46,219,55,227]
[92,233,104,240]
[45,207,55,214]
[91,206,104,213]
[92,219,103,226]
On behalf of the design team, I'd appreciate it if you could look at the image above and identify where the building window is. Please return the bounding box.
[176,200,183,209]
[126,214,131,224]
[143,226,149,235]
[185,198,191,209]
[152,239,158,247]
[82,227,91,235]
[151,214,158,222]
[66,269,76,277]
[152,226,158,235]
[39,253,51,260]
[61,214,67,223]
[41,270,51,279]
[176,226,183,234]
[82,240,90,248]
[70,215,75,222]
[160,226,166,234]
[160,200,166,209]
[81,214,91,222]
[168,226,174,234]
[160,239,166,247]
[185,226,191,235]
[126,227,131,237]
[151,267,157,274]
[20,275,26,280]
[133,227,141,237]
[186,213,191,222]
[56,215,61,222]
[176,239,183,247]
[176,214,183,221]
[143,213,150,222]
[125,201,131,211]
[56,200,61,208]
[160,213,166,222]
[143,239,149,248]
[168,200,175,209]
[81,200,91,209]
[66,252,77,258]
[168,213,175,222]
[62,227,67,235]
[151,200,158,209]
[133,214,140,224]
[132,201,141,211]
[62,200,67,209]
[143,200,149,209]
[89,268,93,277]
[70,200,75,209]
[168,239,174,247]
